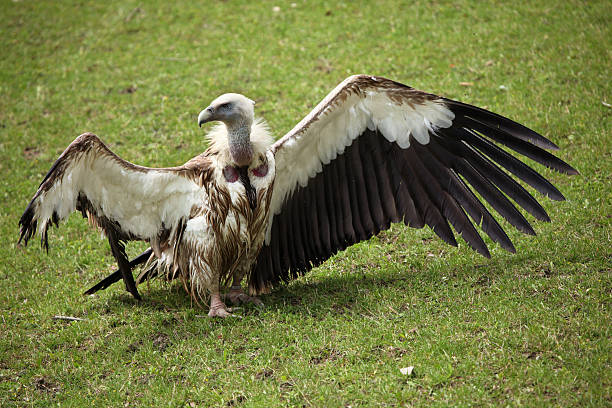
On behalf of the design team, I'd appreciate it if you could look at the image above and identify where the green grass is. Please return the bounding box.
[1,0,610,406]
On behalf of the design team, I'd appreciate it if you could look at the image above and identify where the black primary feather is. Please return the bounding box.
[250,94,577,292]
[84,248,152,295]
[107,229,141,300]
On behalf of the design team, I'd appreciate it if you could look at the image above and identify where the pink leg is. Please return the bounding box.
[208,292,232,318]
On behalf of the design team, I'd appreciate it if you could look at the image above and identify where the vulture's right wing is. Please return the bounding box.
[19,132,212,298]
[249,75,577,293]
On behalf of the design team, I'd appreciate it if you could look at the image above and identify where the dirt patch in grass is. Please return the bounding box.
[225,394,246,406]
[119,85,137,94]
[23,147,40,159]
[255,368,274,380]
[126,340,142,354]
[310,349,344,365]
[34,376,60,394]
[152,332,171,352]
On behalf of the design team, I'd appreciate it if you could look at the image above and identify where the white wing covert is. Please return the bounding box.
[249,75,577,293]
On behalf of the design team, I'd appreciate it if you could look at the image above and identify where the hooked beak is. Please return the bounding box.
[197,107,214,127]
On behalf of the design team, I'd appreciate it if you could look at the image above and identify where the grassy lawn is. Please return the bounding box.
[1,0,610,406]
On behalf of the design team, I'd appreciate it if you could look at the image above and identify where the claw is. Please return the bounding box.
[208,304,233,318]
[208,292,233,318]
[223,286,264,306]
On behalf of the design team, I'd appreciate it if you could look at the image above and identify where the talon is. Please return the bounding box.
[208,305,233,318]
[224,286,264,306]
[208,293,233,318]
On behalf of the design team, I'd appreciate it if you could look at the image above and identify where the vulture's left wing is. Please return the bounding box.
[249,75,577,293]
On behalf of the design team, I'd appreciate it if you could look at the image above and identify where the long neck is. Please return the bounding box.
[227,119,253,167]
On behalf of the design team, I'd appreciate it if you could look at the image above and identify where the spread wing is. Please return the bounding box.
[19,132,212,296]
[249,75,577,293]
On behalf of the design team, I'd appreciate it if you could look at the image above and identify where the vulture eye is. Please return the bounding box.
[218,102,232,110]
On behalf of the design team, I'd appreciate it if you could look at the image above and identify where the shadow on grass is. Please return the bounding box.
[88,250,535,320]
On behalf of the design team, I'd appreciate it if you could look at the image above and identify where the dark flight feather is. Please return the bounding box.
[250,88,576,292]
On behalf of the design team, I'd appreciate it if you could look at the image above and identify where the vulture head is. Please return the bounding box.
[198,94,256,166]
[197,93,255,127]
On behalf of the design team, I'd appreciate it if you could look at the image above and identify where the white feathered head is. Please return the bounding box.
[197,93,255,128]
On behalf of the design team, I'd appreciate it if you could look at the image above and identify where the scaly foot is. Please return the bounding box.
[223,285,264,306]
[208,293,233,318]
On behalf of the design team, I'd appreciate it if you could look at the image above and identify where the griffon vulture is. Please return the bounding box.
[18,75,577,317]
